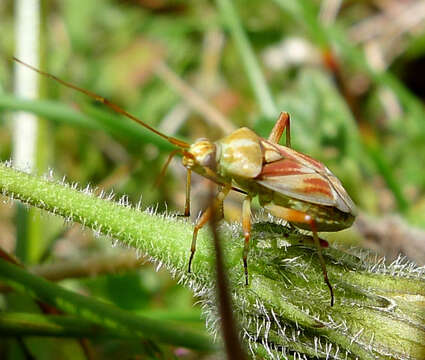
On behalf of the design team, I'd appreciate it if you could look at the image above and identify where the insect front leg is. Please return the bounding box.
[264,204,334,306]
[188,184,231,273]
[242,195,252,286]
[268,112,291,147]
[157,151,192,217]
[155,149,194,217]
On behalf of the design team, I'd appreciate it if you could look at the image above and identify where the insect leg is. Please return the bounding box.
[154,149,180,188]
[155,149,192,217]
[188,184,231,273]
[264,204,334,306]
[242,195,252,285]
[184,169,192,217]
[267,112,291,147]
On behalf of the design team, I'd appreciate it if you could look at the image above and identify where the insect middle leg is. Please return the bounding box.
[188,184,231,273]
[264,203,334,306]
[242,195,252,285]
[268,112,291,147]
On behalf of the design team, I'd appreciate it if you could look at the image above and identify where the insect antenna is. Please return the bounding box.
[12,57,190,149]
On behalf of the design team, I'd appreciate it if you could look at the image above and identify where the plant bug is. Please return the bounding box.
[14,58,357,306]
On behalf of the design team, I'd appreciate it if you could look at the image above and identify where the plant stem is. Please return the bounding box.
[0,162,424,359]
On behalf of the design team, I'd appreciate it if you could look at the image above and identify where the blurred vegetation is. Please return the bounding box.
[0,0,425,359]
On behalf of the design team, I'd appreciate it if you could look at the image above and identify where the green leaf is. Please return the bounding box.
[0,259,215,352]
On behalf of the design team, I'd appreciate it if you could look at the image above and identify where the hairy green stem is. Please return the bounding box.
[0,162,424,359]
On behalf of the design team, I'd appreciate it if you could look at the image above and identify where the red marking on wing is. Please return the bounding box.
[257,173,336,207]
[261,139,325,171]
[260,159,306,177]
[259,138,356,213]
[303,177,332,196]
[291,152,325,170]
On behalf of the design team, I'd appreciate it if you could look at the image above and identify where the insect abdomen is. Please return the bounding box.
[260,189,355,231]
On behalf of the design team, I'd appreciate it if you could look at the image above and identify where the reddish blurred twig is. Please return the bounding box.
[209,185,247,360]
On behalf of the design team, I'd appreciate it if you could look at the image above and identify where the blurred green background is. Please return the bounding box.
[0,0,425,358]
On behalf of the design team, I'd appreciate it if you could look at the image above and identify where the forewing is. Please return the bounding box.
[257,159,335,207]
[258,139,355,213]
[261,140,325,172]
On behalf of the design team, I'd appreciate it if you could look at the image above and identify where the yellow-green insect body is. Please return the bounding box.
[183,118,356,306]
[184,126,356,232]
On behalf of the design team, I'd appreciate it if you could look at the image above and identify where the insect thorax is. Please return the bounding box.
[216,127,263,179]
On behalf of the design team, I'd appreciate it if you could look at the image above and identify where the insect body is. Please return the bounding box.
[14,58,356,306]
[184,114,356,306]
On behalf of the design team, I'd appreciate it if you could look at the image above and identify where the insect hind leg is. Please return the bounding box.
[264,204,334,307]
[268,112,291,147]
